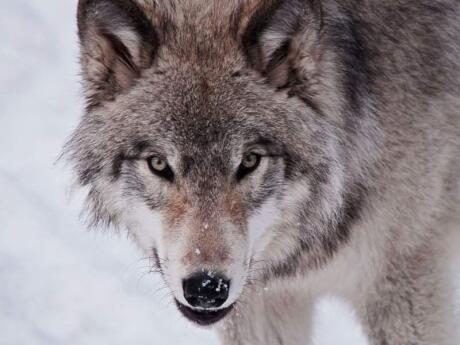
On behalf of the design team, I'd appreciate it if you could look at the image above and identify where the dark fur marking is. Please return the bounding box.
[80,166,102,185]
[111,152,126,179]
[180,155,194,177]
[133,140,150,154]
[230,70,243,78]
[110,139,154,180]
[283,150,300,181]
[327,7,370,118]
[142,195,163,210]
[246,168,280,212]
[322,183,365,257]
[265,39,291,73]
[151,247,165,276]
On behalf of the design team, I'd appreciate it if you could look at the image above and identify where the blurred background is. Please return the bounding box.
[0,1,457,345]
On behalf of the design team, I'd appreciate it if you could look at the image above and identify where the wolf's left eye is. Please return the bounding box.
[236,153,261,180]
[147,156,174,182]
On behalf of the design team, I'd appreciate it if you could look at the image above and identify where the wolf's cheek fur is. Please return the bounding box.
[247,197,283,260]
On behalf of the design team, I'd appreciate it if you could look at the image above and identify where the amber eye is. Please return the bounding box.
[236,153,261,180]
[147,156,174,182]
[242,153,260,169]
[150,157,167,171]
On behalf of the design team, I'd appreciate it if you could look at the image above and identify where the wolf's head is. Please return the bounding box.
[66,0,367,326]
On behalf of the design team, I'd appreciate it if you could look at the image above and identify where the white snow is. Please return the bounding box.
[0,1,458,345]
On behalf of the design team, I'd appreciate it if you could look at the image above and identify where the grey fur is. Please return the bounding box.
[65,0,460,344]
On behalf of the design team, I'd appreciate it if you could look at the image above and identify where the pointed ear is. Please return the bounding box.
[239,0,321,88]
[77,0,159,108]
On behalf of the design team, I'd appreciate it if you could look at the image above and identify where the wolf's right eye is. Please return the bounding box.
[147,157,174,182]
[236,153,261,181]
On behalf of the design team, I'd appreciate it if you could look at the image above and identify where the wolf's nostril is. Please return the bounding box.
[182,272,230,309]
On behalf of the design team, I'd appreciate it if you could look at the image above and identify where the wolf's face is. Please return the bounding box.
[68,0,352,326]
[107,72,307,324]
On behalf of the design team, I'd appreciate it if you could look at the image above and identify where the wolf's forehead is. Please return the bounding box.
[120,89,244,152]
[124,72,287,154]
[133,73,253,139]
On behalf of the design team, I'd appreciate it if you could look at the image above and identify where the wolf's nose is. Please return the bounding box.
[182,272,230,309]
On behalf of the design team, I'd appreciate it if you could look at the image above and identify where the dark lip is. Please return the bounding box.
[175,300,234,326]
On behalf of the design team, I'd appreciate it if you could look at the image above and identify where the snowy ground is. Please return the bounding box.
[0,1,457,345]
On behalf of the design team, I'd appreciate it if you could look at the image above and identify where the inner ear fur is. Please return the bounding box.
[77,0,159,108]
[238,0,322,88]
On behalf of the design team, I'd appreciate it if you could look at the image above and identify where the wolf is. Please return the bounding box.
[64,0,460,344]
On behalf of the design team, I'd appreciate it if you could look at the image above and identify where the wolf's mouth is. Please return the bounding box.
[175,300,234,326]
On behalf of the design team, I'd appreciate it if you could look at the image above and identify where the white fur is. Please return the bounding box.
[247,196,282,259]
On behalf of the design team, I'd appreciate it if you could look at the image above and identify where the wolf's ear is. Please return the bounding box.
[239,0,321,88]
[77,0,158,108]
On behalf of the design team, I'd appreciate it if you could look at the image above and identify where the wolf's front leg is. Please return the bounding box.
[218,282,314,345]
[357,249,457,345]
